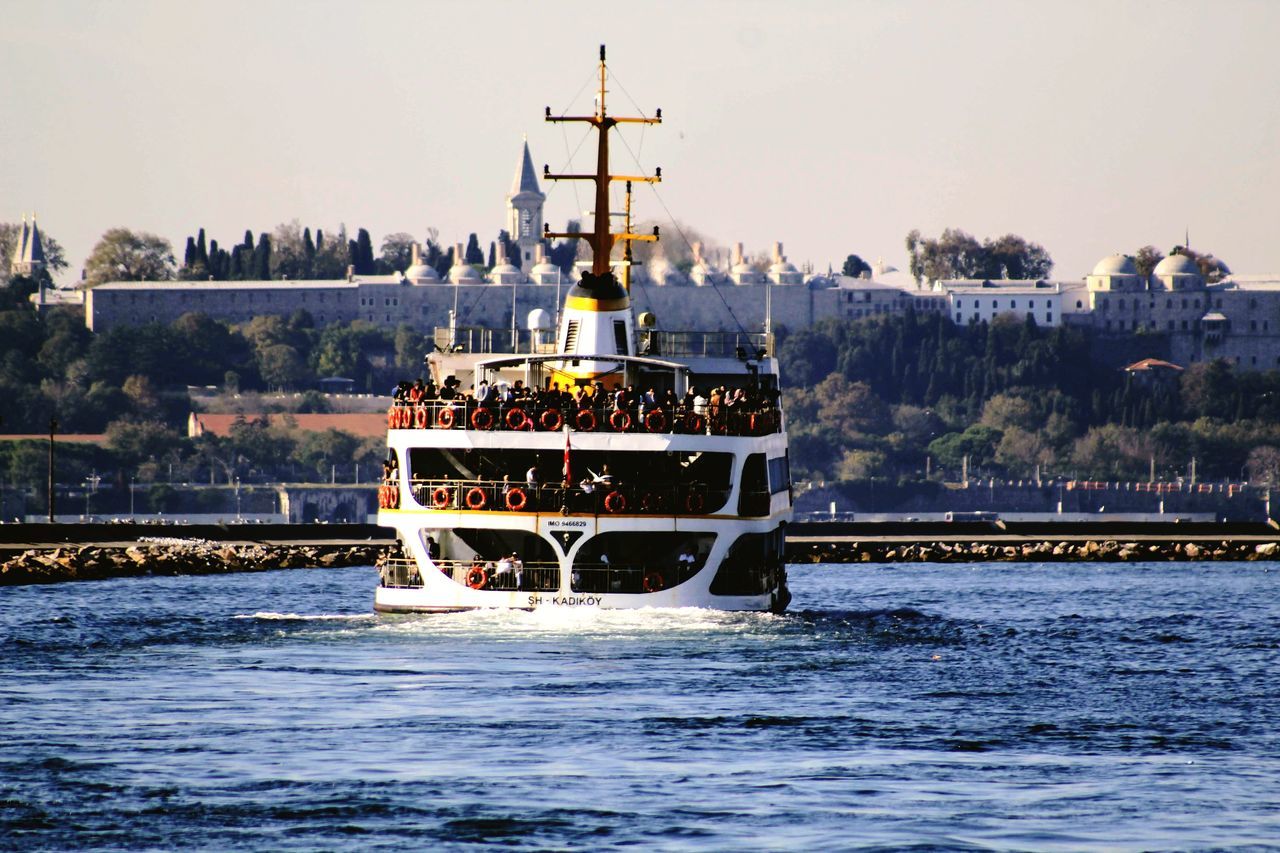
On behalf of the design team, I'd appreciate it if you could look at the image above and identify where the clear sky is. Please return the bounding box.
[2,0,1278,284]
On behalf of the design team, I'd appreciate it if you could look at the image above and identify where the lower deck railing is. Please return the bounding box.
[378,557,708,594]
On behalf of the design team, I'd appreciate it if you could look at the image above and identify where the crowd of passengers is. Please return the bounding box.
[391,376,780,432]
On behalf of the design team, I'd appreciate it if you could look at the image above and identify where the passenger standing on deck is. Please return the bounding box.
[425,535,441,563]
[512,552,524,590]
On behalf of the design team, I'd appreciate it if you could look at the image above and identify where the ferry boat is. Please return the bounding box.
[375,47,792,613]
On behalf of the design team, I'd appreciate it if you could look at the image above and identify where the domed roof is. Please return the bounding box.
[1092,254,1138,276]
[449,263,483,284]
[526,308,552,331]
[405,262,441,284]
[489,262,523,283]
[1154,254,1200,276]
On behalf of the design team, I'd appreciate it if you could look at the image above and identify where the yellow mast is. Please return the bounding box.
[543,45,661,285]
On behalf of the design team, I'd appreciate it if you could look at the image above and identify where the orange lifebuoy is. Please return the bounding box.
[415,406,429,429]
[685,413,706,433]
[465,487,487,510]
[431,487,451,509]
[377,485,387,508]
[466,566,488,589]
[505,408,528,430]
[385,486,398,509]
[398,407,412,429]
[576,409,597,432]
[642,571,665,593]
[685,492,705,514]
[540,408,564,431]
[645,409,667,433]
[609,410,631,432]
[386,408,398,429]
[505,487,528,512]
[604,490,626,514]
[436,408,456,429]
[639,491,662,513]
[470,408,495,430]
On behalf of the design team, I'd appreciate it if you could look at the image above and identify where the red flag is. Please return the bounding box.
[563,426,571,486]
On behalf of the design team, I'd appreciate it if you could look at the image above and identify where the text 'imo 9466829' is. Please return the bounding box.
[375,47,792,613]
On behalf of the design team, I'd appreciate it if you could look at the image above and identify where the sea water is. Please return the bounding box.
[1,562,1277,851]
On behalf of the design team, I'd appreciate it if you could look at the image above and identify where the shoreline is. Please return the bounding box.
[2,521,1277,587]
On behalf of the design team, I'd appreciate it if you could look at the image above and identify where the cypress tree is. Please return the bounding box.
[487,242,496,268]
[303,228,316,278]
[196,228,208,266]
[254,233,271,279]
[243,230,255,252]
[183,237,196,269]
[465,233,484,265]
[355,228,375,275]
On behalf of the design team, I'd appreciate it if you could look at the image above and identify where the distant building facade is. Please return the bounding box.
[70,141,1280,371]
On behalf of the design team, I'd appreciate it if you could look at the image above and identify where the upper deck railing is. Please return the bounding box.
[386,399,781,437]
[432,327,772,359]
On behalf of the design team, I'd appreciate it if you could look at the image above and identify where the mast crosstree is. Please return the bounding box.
[543,45,662,294]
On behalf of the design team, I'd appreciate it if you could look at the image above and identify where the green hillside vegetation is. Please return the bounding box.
[778,311,1280,485]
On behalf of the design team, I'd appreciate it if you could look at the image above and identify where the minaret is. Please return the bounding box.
[507,136,545,269]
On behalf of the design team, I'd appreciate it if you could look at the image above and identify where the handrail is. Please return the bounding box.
[378,556,706,594]
[386,399,782,437]
[406,478,737,516]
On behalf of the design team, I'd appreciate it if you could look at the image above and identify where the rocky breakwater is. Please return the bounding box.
[0,538,390,586]
[792,539,1280,564]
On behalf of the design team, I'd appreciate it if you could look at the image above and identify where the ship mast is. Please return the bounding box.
[543,45,661,285]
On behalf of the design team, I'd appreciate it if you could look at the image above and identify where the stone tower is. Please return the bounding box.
[506,138,545,270]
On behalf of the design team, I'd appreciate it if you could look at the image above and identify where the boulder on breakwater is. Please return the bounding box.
[0,541,389,586]
[788,539,1280,564]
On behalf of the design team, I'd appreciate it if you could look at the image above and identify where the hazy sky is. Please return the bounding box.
[3,0,1278,284]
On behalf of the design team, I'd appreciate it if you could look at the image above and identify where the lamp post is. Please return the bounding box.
[47,416,58,522]
[129,476,135,517]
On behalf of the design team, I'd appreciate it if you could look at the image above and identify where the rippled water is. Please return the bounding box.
[2,562,1278,850]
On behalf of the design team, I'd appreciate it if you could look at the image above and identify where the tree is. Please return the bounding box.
[378,232,416,274]
[904,228,1053,284]
[1246,446,1280,485]
[1134,245,1162,277]
[778,329,837,386]
[841,254,871,278]
[105,418,183,469]
[253,233,272,279]
[464,233,485,265]
[353,228,376,275]
[83,228,176,286]
[257,344,309,389]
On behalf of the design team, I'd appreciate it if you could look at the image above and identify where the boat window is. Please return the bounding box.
[613,321,629,355]
[739,453,769,516]
[767,453,791,495]
[570,532,715,593]
[423,527,559,592]
[710,529,784,596]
